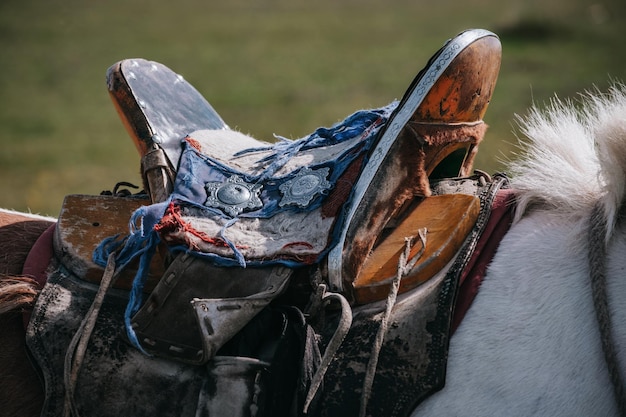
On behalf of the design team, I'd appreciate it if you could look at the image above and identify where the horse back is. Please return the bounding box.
[0,209,54,276]
[0,210,53,417]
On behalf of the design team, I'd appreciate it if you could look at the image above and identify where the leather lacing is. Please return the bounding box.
[358,230,427,417]
[303,229,427,416]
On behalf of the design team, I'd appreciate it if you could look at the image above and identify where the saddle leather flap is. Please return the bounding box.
[131,252,292,364]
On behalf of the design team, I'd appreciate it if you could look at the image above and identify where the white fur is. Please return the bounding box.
[0,207,56,222]
[412,85,626,416]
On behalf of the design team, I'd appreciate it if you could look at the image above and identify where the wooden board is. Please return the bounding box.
[54,194,165,292]
[107,58,228,169]
[353,194,480,304]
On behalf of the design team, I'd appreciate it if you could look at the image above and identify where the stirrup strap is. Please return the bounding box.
[63,253,117,417]
[303,285,352,413]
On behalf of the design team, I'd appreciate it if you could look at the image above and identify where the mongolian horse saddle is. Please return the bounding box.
[26,29,505,417]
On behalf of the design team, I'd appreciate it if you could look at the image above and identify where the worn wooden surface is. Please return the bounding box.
[353,194,480,304]
[415,35,502,123]
[107,59,228,166]
[54,194,164,291]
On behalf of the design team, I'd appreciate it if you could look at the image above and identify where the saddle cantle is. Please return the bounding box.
[30,28,504,417]
[107,58,228,203]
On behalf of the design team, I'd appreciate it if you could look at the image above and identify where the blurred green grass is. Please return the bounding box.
[1,0,625,216]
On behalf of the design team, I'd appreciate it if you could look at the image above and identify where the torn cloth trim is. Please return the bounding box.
[173,105,396,220]
[92,104,396,351]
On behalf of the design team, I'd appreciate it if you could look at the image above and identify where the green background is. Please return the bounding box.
[1,0,625,216]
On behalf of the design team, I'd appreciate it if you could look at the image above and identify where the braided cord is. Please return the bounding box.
[588,202,626,416]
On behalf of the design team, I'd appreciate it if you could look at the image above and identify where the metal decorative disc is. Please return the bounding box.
[205,175,263,216]
[279,167,331,207]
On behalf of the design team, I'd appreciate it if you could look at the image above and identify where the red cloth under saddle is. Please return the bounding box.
[21,224,55,327]
[451,188,515,334]
[20,189,516,334]
[22,224,55,289]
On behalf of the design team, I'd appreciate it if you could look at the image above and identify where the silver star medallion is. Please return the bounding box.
[279,167,331,208]
[205,175,263,216]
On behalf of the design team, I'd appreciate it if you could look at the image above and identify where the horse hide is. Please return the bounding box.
[0,209,54,417]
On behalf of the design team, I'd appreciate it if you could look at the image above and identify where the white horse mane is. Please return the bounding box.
[508,84,626,241]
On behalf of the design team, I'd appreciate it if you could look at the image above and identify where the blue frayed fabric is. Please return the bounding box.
[93,101,398,352]
[93,204,167,353]
[170,102,397,220]
[236,104,397,182]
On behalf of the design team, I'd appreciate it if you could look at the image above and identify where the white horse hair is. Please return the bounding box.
[413,84,626,416]
[0,207,57,222]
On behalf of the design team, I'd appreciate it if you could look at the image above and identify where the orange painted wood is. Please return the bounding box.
[353,194,480,304]
[54,194,165,291]
[414,36,502,123]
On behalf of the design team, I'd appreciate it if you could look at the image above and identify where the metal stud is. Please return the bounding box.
[279,167,331,207]
[205,175,263,216]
